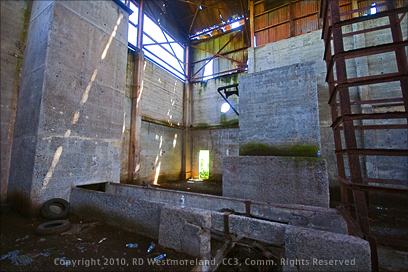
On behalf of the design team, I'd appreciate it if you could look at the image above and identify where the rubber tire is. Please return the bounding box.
[35,220,71,236]
[41,198,70,219]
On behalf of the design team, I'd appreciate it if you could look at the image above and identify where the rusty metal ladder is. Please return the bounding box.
[320,0,408,271]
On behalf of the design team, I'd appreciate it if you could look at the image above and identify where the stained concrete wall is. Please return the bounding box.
[248,20,408,204]
[0,0,31,204]
[191,75,241,179]
[239,61,320,150]
[8,0,129,215]
[120,51,185,184]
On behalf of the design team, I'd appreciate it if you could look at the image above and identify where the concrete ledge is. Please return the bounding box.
[223,156,329,207]
[283,225,371,271]
[106,183,347,234]
[70,188,164,238]
[159,205,211,258]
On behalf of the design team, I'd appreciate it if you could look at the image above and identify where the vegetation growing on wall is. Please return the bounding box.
[239,143,319,157]
[193,119,239,130]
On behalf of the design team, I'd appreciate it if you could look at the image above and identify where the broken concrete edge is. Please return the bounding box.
[283,225,371,271]
[159,205,212,259]
[105,182,347,234]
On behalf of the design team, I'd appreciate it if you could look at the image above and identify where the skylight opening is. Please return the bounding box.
[231,21,240,29]
[203,59,214,81]
[127,3,186,81]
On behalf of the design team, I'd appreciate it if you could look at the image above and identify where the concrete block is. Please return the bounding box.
[223,156,329,207]
[159,205,211,258]
[238,61,320,149]
[229,215,286,246]
[283,226,371,271]
[106,183,347,234]
[70,188,164,238]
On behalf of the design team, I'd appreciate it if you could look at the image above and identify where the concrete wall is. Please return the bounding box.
[120,51,185,184]
[0,0,31,204]
[248,19,407,204]
[248,30,337,193]
[191,128,239,179]
[8,0,129,215]
[239,61,320,150]
[191,75,241,179]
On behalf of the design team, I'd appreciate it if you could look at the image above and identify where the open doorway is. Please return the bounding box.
[199,150,210,180]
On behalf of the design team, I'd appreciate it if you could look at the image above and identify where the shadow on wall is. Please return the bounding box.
[41,14,124,192]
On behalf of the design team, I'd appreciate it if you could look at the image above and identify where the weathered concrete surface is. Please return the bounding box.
[0,1,31,204]
[191,75,239,127]
[70,187,164,238]
[247,23,408,206]
[106,183,346,234]
[237,217,284,246]
[70,185,368,270]
[239,61,320,149]
[119,49,185,184]
[8,0,129,216]
[159,205,211,258]
[223,156,329,207]
[283,225,371,271]
[138,121,182,184]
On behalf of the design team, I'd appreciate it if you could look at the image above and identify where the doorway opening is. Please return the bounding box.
[199,150,210,180]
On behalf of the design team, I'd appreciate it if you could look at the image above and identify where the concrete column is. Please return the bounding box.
[0,1,31,204]
[128,49,144,183]
[181,83,192,180]
[8,0,129,216]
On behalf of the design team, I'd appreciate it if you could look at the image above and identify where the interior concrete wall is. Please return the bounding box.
[248,18,407,205]
[0,0,31,204]
[191,75,241,179]
[120,51,185,184]
[248,30,338,195]
[7,0,129,216]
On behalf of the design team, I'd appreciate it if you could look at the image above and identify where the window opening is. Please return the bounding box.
[203,59,214,81]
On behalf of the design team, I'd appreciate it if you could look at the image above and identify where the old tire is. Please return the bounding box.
[35,220,71,236]
[41,198,70,219]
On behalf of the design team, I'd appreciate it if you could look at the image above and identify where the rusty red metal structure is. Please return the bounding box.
[321,0,408,271]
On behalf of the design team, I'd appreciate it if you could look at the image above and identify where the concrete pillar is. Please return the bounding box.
[0,1,31,204]
[128,49,144,183]
[8,0,129,216]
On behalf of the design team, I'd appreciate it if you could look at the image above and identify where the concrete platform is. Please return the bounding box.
[223,156,329,208]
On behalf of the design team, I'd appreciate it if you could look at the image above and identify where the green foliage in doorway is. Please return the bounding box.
[199,161,209,180]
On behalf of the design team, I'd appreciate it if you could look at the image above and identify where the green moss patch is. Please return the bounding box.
[239,143,319,157]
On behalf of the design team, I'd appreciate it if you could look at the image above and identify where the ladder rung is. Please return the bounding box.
[328,73,407,105]
[335,149,408,156]
[331,112,408,129]
[335,40,408,60]
[332,6,408,28]
[336,124,408,131]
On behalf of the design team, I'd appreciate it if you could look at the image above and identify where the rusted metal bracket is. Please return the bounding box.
[217,84,239,116]
[245,199,251,217]
[223,212,231,240]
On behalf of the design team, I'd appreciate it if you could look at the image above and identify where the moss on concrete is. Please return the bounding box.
[220,118,239,128]
[195,123,210,129]
[193,119,239,130]
[239,143,319,157]
[219,73,239,85]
